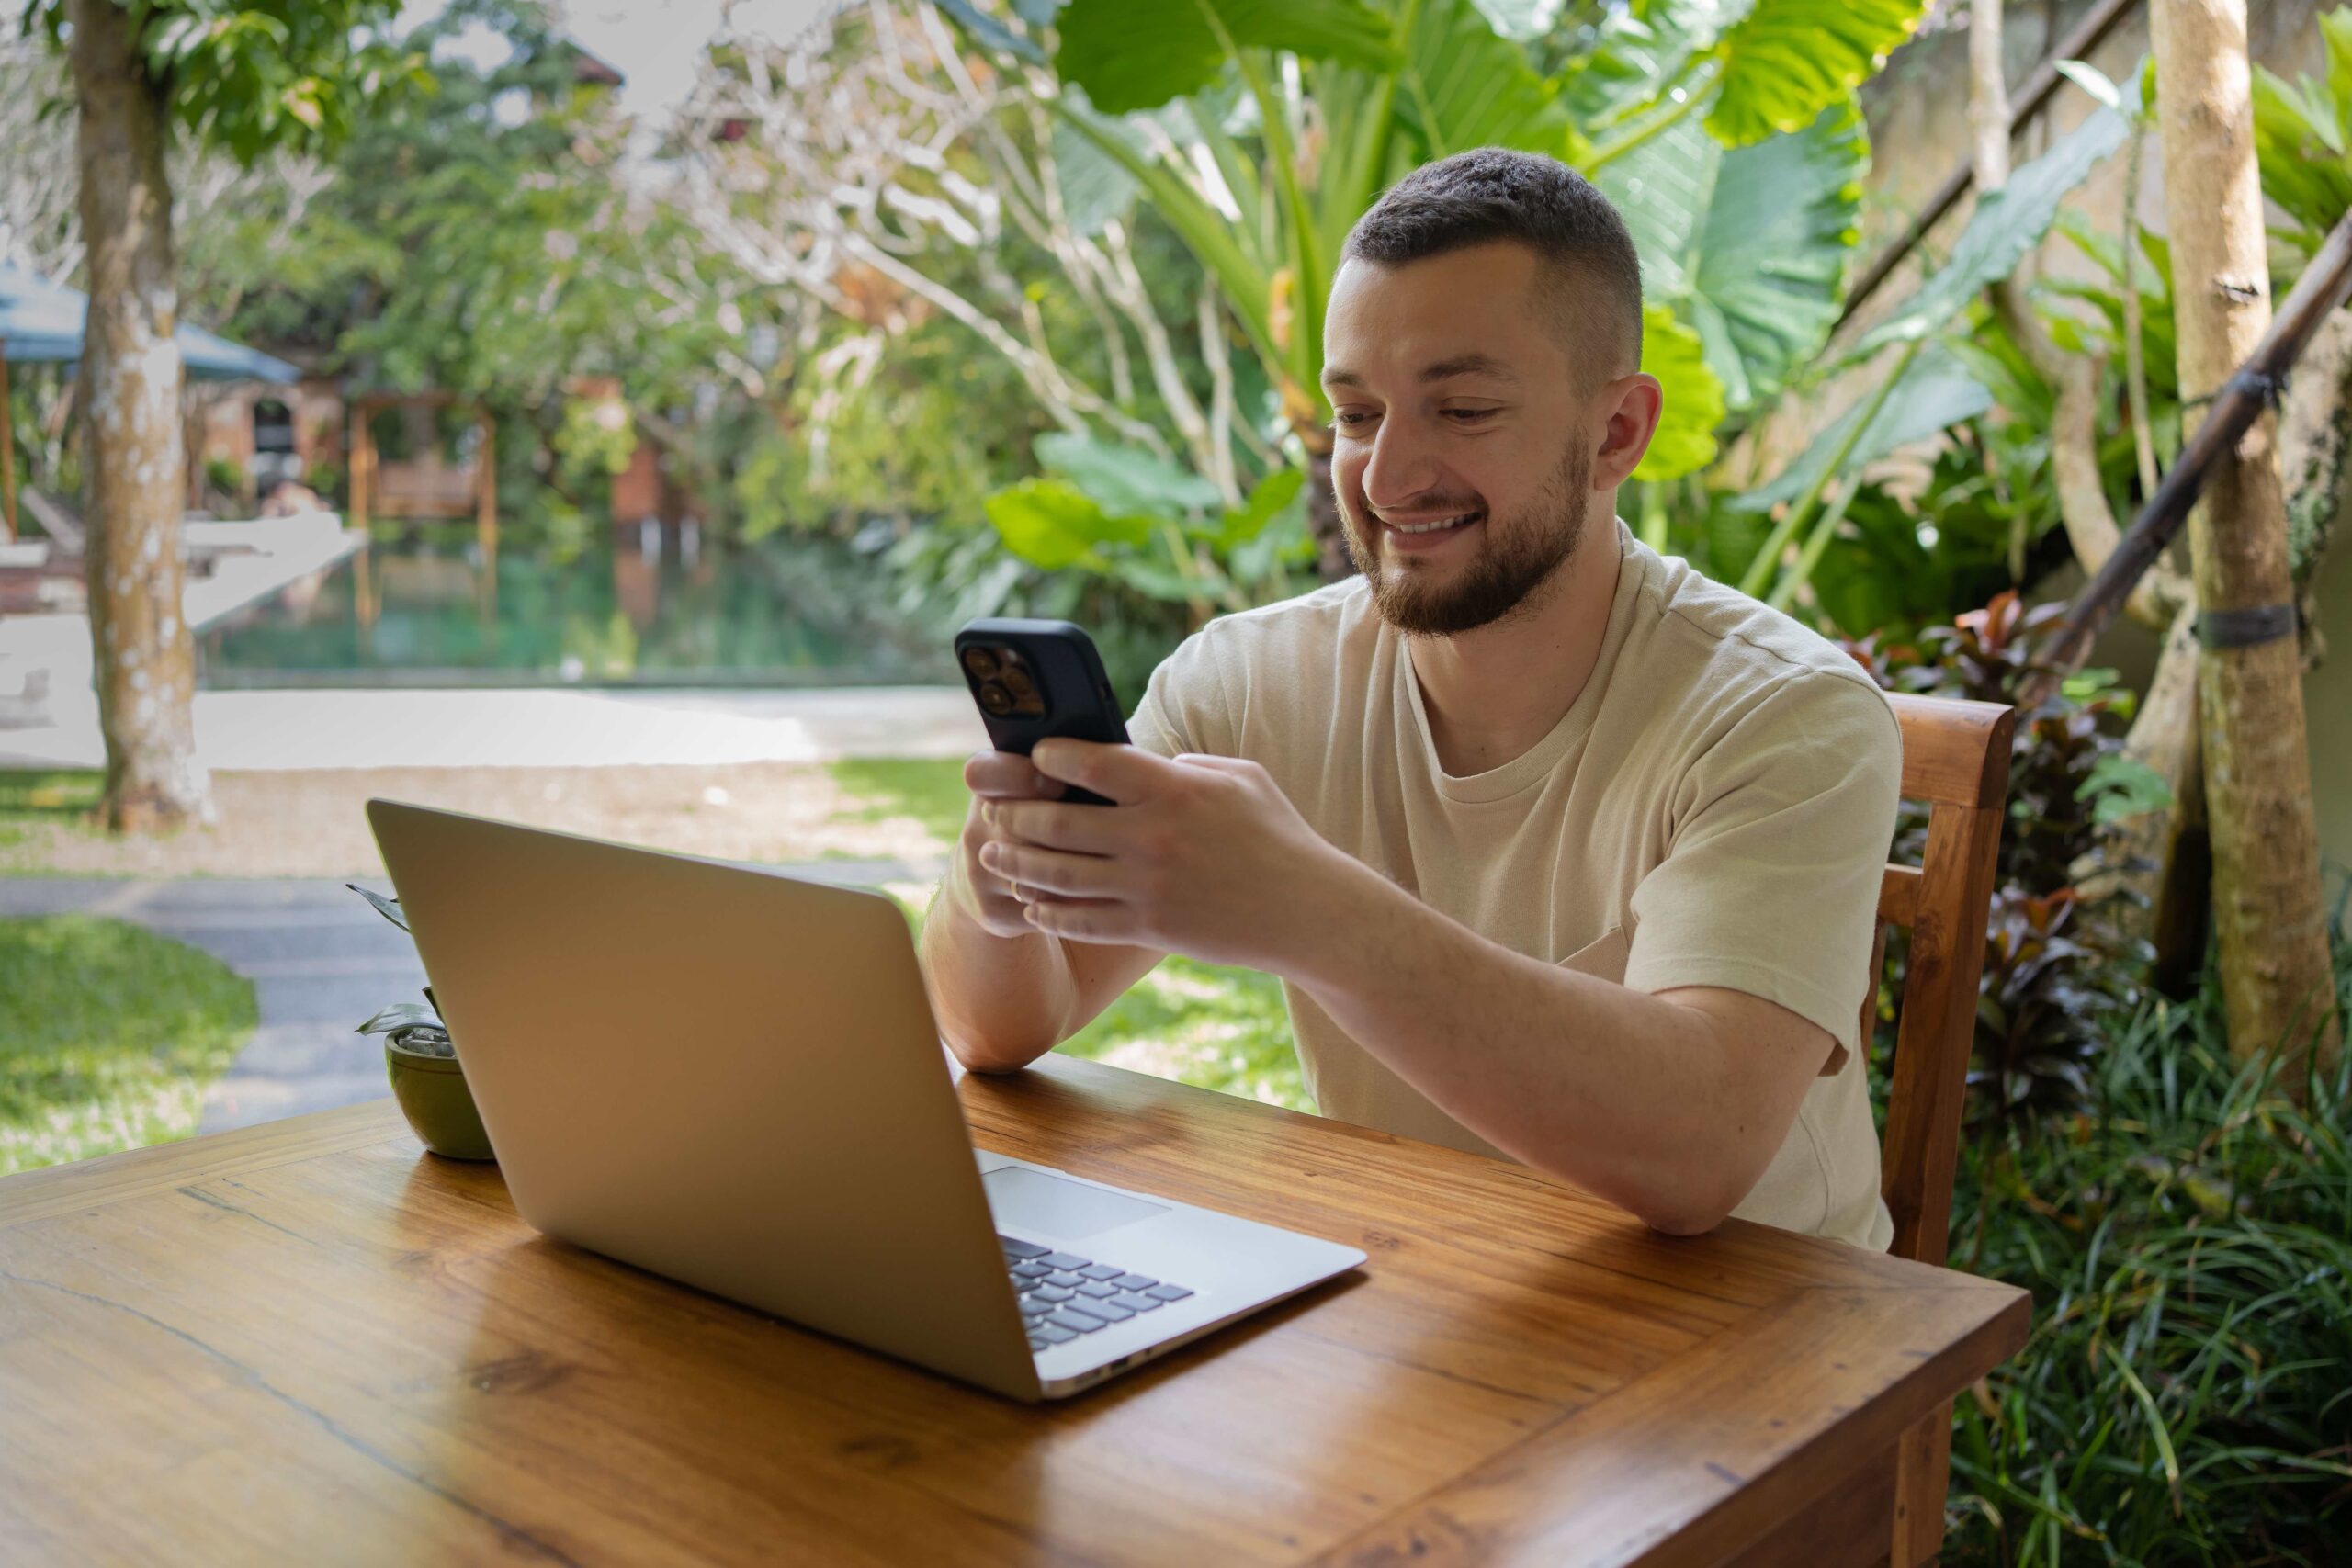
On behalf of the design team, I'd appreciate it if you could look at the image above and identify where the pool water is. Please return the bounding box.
[199,523,957,688]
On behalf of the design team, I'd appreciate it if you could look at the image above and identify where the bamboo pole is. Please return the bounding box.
[2147,0,2340,1072]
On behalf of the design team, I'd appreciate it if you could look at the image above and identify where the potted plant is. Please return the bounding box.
[349,884,493,1161]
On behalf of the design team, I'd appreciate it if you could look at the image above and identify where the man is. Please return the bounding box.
[921,149,1901,1249]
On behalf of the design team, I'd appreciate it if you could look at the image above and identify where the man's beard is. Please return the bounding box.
[1343,438,1593,637]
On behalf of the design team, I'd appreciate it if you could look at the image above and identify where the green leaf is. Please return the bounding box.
[984,479,1151,570]
[1035,434,1223,514]
[1051,97,1282,371]
[928,0,1047,63]
[1601,97,1866,410]
[1392,0,1569,160]
[1212,466,1306,547]
[1054,0,1399,116]
[1807,483,1948,637]
[1633,303,1724,480]
[2253,16,2352,250]
[1707,0,1928,148]
[345,882,410,931]
[1849,104,2128,361]
[2052,59,2122,115]
[1737,344,1991,512]
[1052,99,1141,235]
[2081,752,2174,827]
[1695,98,1867,403]
[1114,558,1227,603]
[356,1002,441,1036]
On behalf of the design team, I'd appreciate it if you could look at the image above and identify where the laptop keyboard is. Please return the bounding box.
[1000,1235,1195,1353]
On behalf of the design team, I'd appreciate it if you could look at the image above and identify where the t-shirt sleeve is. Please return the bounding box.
[1622,673,1901,1068]
[1125,623,1238,760]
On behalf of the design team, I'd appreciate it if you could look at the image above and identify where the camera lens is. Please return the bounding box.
[961,646,1001,679]
[1001,665,1036,701]
[978,682,1014,716]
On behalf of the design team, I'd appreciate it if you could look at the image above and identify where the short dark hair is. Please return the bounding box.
[1342,148,1644,382]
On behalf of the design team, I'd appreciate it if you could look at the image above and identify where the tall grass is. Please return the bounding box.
[1942,947,2352,1565]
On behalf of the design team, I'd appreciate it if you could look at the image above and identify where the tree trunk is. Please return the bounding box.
[68,0,209,831]
[2150,0,2340,1072]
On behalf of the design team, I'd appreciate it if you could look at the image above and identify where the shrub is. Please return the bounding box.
[1941,945,2352,1565]
[1849,592,2159,1120]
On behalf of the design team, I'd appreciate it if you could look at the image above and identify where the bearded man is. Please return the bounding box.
[921,148,1901,1249]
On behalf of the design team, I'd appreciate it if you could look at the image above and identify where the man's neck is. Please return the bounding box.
[1408,514,1625,777]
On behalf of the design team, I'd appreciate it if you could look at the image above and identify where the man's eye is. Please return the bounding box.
[1331,410,1375,429]
[1443,408,1497,423]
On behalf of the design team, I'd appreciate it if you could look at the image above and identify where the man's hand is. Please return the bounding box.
[926,746,1168,1074]
[949,749,1071,940]
[978,738,1362,973]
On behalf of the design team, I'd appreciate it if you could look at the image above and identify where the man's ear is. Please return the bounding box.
[1591,372,1664,490]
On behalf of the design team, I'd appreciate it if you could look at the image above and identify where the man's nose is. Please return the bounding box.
[1359,417,1442,511]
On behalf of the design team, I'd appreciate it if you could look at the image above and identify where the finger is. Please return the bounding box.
[964,750,1066,801]
[1023,897,1138,945]
[1028,739,1168,806]
[987,798,1127,855]
[979,840,1126,899]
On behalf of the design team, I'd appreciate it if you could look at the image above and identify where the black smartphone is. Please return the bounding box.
[954,617,1130,806]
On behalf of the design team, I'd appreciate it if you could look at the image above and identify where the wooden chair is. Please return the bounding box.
[1870,691,2017,1566]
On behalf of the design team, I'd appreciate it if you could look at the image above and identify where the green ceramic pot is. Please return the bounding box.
[385,1032,495,1161]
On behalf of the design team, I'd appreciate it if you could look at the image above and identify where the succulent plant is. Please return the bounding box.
[348,883,453,1056]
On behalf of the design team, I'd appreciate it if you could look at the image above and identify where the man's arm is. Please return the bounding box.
[986,728,1890,1235]
[920,749,1162,1073]
[1277,859,1830,1235]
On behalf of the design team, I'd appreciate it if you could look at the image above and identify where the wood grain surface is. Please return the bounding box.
[0,1057,2028,1567]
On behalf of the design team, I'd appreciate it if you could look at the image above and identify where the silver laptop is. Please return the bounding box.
[368,799,1365,1401]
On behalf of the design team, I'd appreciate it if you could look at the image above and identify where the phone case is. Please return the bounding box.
[954,618,1130,807]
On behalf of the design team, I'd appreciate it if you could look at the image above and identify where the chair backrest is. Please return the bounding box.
[1872,692,2016,1268]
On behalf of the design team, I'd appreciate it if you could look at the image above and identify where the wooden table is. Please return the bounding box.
[0,1056,2027,1566]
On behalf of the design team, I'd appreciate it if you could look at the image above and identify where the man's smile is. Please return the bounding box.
[1376,507,1484,554]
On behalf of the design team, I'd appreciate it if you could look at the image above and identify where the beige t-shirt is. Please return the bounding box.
[1126,517,1901,1250]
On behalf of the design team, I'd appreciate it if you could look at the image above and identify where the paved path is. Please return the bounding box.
[0,679,988,771]
[0,866,932,1134]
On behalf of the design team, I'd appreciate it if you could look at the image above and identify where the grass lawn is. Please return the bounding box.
[825,757,972,847]
[0,915,258,1176]
[0,769,103,867]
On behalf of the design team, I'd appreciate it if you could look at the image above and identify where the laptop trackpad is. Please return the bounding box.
[984,1166,1168,1241]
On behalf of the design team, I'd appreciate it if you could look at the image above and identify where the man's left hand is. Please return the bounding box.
[976,739,1356,972]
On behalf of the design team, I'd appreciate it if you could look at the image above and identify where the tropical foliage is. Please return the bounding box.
[1939,953,2352,1566]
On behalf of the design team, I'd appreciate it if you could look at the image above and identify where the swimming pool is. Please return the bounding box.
[198,522,957,689]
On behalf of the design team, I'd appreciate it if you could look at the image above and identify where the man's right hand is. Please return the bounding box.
[952,749,1068,940]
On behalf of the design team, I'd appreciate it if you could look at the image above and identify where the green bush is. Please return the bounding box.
[0,916,259,1175]
[1851,593,2162,1121]
[1941,947,2352,1565]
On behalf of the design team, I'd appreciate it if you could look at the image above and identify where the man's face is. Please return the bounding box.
[1320,243,1607,637]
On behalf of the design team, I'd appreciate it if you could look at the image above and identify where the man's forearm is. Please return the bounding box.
[1271,856,1801,1233]
[921,862,1080,1073]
